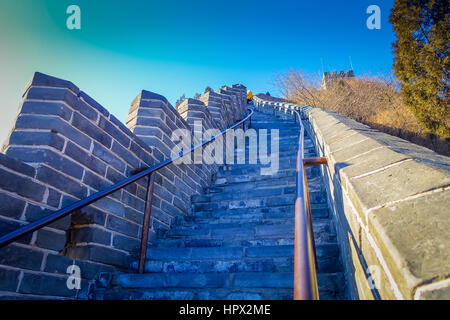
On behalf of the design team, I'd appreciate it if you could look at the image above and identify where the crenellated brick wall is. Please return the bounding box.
[0,72,247,299]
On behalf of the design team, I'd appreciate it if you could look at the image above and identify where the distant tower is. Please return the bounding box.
[321,68,355,90]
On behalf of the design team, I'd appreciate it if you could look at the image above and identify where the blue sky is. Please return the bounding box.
[0,0,396,141]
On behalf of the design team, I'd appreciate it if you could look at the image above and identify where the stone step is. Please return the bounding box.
[166,219,336,244]
[191,190,326,207]
[204,176,324,195]
[93,109,346,301]
[98,272,345,300]
[189,203,329,220]
[138,243,340,272]
[213,167,321,185]
[191,192,327,212]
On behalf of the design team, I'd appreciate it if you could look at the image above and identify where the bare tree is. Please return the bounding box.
[175,94,186,107]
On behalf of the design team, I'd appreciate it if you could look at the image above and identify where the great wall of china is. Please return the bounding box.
[0,72,448,300]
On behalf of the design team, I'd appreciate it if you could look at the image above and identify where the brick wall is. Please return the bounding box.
[0,72,247,299]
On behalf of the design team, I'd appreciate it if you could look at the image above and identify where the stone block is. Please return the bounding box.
[0,268,20,291]
[18,272,75,297]
[0,192,26,219]
[72,113,112,148]
[0,244,43,271]
[15,115,92,149]
[70,226,112,246]
[8,130,65,152]
[106,215,139,238]
[68,244,129,268]
[0,154,36,177]
[35,228,66,252]
[36,165,87,199]
[20,100,72,121]
[7,147,84,180]
[0,167,46,202]
[368,189,450,299]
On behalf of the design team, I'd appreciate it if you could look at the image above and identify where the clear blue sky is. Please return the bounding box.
[0,0,396,142]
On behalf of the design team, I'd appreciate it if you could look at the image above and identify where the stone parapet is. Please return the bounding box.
[0,72,247,299]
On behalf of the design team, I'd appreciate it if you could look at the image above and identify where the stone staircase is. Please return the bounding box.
[94,109,346,300]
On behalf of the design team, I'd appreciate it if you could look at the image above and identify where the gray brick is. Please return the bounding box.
[35,229,66,251]
[92,142,126,173]
[70,226,111,245]
[113,234,140,252]
[129,141,155,167]
[15,115,91,149]
[24,86,76,104]
[0,192,26,219]
[36,166,87,199]
[71,205,107,226]
[28,72,80,93]
[20,100,72,121]
[72,113,112,148]
[72,99,99,122]
[105,167,126,184]
[111,141,139,168]
[0,167,46,202]
[149,207,172,226]
[0,216,32,244]
[65,141,106,176]
[0,154,36,177]
[124,206,143,225]
[19,272,76,297]
[79,91,110,117]
[7,147,84,180]
[0,268,20,291]
[82,170,110,192]
[0,244,43,271]
[98,117,130,148]
[106,215,139,238]
[44,253,115,279]
[94,196,125,217]
[68,245,129,267]
[47,188,62,208]
[24,204,71,230]
[121,191,145,212]
[8,131,65,151]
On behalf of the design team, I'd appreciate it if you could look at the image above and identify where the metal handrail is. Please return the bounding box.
[254,95,326,300]
[292,107,320,300]
[0,108,254,271]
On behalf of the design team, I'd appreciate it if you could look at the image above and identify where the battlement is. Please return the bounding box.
[0,72,247,299]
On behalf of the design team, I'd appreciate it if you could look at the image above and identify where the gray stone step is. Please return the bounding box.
[132,244,341,274]
[98,272,345,300]
[94,108,346,301]
[166,219,336,244]
[188,203,329,221]
[191,192,327,212]
[213,167,321,185]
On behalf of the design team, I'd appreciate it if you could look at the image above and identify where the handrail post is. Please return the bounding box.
[243,120,246,146]
[138,172,156,274]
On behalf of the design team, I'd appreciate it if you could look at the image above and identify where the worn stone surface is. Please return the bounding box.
[368,190,450,299]
[96,106,346,300]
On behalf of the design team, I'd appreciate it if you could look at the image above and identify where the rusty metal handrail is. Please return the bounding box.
[0,108,254,274]
[253,96,326,299]
[292,106,328,300]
